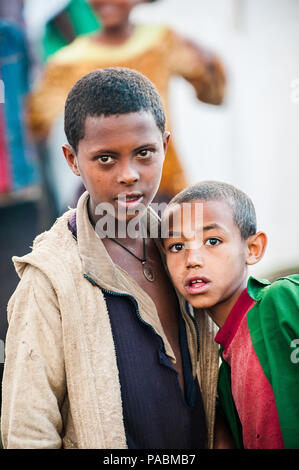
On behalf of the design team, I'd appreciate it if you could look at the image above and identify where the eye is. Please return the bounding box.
[167,243,184,253]
[205,238,221,246]
[98,155,114,164]
[137,149,153,159]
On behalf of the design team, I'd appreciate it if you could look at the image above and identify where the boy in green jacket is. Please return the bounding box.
[161,180,299,449]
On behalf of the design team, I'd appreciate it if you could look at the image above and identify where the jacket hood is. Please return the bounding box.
[12,209,76,279]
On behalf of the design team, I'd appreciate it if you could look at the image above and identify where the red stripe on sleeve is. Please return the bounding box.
[0,104,12,193]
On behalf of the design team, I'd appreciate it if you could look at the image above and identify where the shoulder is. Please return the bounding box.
[133,23,177,49]
[247,275,299,337]
[7,263,61,329]
[8,211,82,318]
[46,35,92,65]
[12,209,79,280]
[248,274,299,304]
[9,263,57,305]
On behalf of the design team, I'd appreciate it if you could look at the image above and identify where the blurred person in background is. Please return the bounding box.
[42,0,101,61]
[27,0,226,210]
[0,0,24,26]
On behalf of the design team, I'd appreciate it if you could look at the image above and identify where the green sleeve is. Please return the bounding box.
[247,276,299,449]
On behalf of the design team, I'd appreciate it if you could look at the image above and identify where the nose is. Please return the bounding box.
[117,161,139,185]
[185,242,204,268]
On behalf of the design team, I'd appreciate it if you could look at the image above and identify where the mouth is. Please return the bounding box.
[114,192,144,209]
[184,276,211,295]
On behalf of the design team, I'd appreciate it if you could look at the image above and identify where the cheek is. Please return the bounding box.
[83,164,112,186]
[212,248,245,279]
[144,162,163,183]
[146,153,164,174]
[165,255,176,276]
[166,256,184,287]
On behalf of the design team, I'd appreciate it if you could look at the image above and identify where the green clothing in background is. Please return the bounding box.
[42,0,101,61]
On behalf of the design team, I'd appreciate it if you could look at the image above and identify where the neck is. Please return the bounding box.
[94,22,135,45]
[208,274,248,328]
[87,198,146,243]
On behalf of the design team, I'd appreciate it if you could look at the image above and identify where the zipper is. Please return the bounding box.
[84,273,200,368]
[84,274,161,340]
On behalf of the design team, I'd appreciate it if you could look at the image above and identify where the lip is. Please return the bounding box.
[184,275,211,295]
[114,192,144,209]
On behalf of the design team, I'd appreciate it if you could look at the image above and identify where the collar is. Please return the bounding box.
[246,275,271,301]
[214,287,255,351]
[52,25,167,65]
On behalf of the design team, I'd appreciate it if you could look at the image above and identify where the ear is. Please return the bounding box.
[246,231,267,266]
[163,132,171,155]
[62,144,80,176]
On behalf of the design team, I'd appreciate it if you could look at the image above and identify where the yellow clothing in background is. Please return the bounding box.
[28,24,225,196]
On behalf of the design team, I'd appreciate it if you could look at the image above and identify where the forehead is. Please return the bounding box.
[163,199,238,238]
[80,111,161,150]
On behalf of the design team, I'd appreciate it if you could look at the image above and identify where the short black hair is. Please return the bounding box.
[167,180,257,240]
[64,67,165,153]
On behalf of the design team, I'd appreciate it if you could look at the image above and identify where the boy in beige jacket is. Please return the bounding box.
[1,68,228,449]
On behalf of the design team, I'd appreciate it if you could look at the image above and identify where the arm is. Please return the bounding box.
[51,10,77,44]
[180,36,226,105]
[1,266,66,448]
[168,30,226,105]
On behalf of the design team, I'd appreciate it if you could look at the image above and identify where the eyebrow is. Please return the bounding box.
[90,149,119,157]
[134,143,157,152]
[202,223,225,232]
[89,142,157,158]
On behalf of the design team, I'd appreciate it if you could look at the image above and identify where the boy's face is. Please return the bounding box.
[89,0,143,27]
[162,199,249,312]
[63,111,169,223]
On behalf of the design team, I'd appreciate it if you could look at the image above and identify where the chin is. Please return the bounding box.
[187,296,213,311]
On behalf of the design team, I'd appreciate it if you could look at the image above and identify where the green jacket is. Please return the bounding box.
[218,275,299,449]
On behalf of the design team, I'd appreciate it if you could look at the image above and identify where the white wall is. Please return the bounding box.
[134,0,299,278]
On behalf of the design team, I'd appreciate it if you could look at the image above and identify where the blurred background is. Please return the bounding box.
[0,0,298,382]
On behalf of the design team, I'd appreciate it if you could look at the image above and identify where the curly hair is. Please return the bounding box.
[64,67,165,153]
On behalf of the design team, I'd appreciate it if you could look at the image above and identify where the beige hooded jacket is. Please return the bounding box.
[1,192,219,449]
